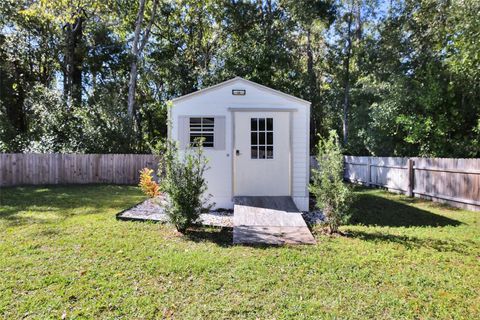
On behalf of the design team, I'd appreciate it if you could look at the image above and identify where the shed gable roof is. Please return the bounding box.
[171,77,310,106]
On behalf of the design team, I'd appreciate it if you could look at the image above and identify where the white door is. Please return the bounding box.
[234,111,290,196]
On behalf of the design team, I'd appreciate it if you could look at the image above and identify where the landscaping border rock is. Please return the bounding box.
[117,197,324,228]
[116,197,233,227]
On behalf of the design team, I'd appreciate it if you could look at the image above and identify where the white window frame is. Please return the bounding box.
[251,117,273,159]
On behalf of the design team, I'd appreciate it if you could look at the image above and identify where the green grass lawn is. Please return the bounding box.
[0,185,479,319]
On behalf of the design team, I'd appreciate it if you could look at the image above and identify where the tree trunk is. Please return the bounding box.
[63,16,84,108]
[342,11,353,146]
[71,17,83,107]
[127,57,139,118]
[306,29,318,146]
[127,0,146,119]
[342,72,350,146]
[63,27,71,105]
[127,0,157,121]
[355,0,362,40]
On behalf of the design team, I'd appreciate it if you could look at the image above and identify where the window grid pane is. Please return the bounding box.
[251,118,257,131]
[189,117,215,147]
[259,118,265,131]
[251,117,273,159]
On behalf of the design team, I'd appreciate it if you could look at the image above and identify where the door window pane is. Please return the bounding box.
[267,118,273,131]
[267,132,273,145]
[259,132,265,145]
[251,146,258,159]
[251,132,257,145]
[251,118,257,131]
[266,146,273,159]
[259,118,265,131]
[258,146,266,159]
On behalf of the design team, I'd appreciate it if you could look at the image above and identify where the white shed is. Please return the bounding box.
[169,77,311,211]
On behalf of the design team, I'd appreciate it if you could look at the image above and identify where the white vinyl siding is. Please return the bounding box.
[177,116,189,149]
[291,109,309,197]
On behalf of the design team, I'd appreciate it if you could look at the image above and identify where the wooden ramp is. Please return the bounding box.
[233,196,316,245]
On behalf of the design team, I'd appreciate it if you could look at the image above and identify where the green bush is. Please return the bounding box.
[309,130,353,234]
[156,139,212,233]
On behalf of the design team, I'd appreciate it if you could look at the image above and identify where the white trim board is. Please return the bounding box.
[228,108,297,112]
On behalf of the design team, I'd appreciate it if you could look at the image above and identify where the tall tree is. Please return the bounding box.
[341,5,353,145]
[127,0,158,120]
[62,12,85,107]
[325,0,377,151]
[282,0,335,145]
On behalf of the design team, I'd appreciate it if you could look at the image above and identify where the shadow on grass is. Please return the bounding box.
[347,230,474,255]
[349,190,462,228]
[0,185,144,226]
[184,227,233,247]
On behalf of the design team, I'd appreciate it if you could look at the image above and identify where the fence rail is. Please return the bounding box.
[342,156,480,211]
[0,153,158,186]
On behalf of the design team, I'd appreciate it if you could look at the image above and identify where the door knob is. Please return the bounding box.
[236,150,241,156]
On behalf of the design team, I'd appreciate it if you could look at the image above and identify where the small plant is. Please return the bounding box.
[138,168,161,198]
[156,138,212,233]
[309,130,353,234]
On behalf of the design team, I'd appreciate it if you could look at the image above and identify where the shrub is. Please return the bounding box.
[138,168,161,198]
[157,138,212,233]
[309,130,353,234]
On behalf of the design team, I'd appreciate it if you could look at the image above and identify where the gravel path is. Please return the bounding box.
[118,197,324,228]
[117,197,233,227]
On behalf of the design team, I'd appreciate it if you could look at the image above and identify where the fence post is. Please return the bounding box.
[366,157,371,187]
[407,158,414,197]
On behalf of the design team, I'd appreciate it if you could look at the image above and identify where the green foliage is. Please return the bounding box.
[156,139,212,233]
[0,101,14,152]
[322,0,480,157]
[0,0,479,157]
[309,130,352,234]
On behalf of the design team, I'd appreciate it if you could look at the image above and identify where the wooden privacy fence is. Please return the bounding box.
[2,153,479,211]
[343,156,480,211]
[0,154,158,187]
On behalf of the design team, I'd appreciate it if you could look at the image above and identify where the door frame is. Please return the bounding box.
[229,107,297,198]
